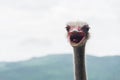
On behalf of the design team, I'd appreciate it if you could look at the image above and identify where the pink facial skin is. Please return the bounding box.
[66,24,89,47]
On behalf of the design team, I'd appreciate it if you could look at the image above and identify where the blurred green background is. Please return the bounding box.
[0,54,119,80]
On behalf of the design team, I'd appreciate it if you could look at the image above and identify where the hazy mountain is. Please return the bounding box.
[0,54,120,80]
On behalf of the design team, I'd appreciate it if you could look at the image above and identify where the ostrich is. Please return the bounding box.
[65,21,90,80]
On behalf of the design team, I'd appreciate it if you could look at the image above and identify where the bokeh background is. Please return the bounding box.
[0,0,120,62]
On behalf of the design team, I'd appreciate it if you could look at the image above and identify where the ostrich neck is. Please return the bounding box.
[73,45,87,80]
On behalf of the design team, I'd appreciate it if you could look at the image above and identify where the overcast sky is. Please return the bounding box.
[0,0,120,62]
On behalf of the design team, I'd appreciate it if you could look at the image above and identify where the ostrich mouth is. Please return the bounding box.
[69,32,85,46]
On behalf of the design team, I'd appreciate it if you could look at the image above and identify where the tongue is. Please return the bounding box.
[73,39,77,42]
[73,39,79,43]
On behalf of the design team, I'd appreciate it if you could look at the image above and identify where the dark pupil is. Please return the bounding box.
[82,25,89,32]
[66,26,70,32]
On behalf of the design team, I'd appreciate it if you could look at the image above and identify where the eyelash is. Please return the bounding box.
[66,26,70,32]
[81,25,89,32]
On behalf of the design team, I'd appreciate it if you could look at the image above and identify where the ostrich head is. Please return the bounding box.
[66,21,90,47]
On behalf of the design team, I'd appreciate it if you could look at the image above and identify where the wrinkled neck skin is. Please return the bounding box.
[73,44,87,80]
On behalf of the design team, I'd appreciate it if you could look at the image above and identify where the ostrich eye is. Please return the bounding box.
[82,25,89,32]
[66,25,70,32]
